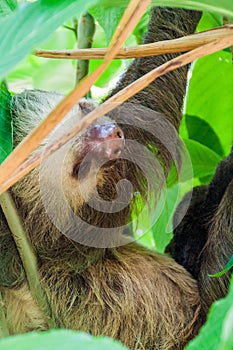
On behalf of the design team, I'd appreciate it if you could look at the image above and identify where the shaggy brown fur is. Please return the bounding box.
[197,151,233,315]
[0,7,204,350]
[198,181,233,314]
[167,147,233,320]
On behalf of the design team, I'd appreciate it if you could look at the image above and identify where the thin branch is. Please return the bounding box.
[0,291,9,338]
[76,13,95,93]
[0,0,151,187]
[35,25,233,60]
[0,32,233,195]
[62,25,77,36]
[0,191,56,328]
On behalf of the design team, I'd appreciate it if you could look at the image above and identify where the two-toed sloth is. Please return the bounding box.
[0,6,232,350]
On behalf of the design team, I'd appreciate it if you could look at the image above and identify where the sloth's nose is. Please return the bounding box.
[85,123,125,160]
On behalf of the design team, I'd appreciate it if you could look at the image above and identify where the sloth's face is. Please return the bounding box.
[61,117,126,212]
[72,120,125,180]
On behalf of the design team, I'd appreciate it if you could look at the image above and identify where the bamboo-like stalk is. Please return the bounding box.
[0,0,151,188]
[0,32,233,195]
[76,13,95,89]
[0,191,56,328]
[35,25,233,60]
[0,291,9,338]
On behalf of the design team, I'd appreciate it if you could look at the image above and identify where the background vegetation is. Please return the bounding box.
[0,0,232,349]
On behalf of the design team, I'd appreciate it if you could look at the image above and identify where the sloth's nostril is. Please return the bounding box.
[115,128,124,139]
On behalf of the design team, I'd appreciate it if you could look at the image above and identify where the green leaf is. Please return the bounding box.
[186,275,233,350]
[185,50,233,155]
[209,255,233,278]
[0,80,12,163]
[185,115,224,157]
[0,330,129,350]
[90,5,149,46]
[90,7,124,45]
[0,0,97,79]
[0,0,17,18]
[183,139,222,179]
[8,26,77,93]
[151,185,179,252]
[197,11,223,31]
[222,300,233,350]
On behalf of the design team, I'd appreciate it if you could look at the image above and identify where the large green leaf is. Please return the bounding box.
[185,50,233,155]
[185,115,224,157]
[186,276,233,350]
[197,10,223,31]
[183,139,221,179]
[151,185,179,253]
[7,22,77,93]
[0,0,97,79]
[0,330,129,350]
[0,81,12,163]
[90,7,124,45]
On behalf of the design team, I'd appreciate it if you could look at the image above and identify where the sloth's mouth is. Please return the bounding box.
[72,159,92,179]
[72,156,121,180]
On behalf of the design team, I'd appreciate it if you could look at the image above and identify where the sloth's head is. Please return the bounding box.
[34,98,148,246]
[12,91,175,247]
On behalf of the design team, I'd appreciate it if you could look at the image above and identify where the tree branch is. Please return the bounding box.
[35,25,233,60]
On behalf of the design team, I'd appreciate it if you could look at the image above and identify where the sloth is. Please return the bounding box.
[0,6,232,350]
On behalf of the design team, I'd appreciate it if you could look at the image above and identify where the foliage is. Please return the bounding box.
[0,0,17,17]
[185,50,233,156]
[0,330,129,350]
[0,0,232,349]
[0,0,96,79]
[186,276,233,350]
[209,256,233,278]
